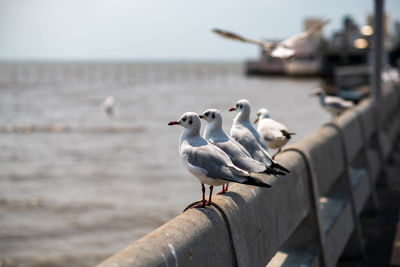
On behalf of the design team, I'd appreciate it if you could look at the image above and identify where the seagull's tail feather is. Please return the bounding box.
[263,167,286,176]
[271,162,290,173]
[242,177,272,188]
[281,130,296,139]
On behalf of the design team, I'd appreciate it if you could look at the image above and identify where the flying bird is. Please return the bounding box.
[168,112,271,208]
[254,108,295,158]
[229,100,290,174]
[212,20,329,59]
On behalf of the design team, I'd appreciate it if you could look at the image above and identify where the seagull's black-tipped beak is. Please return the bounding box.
[168,121,179,126]
[254,118,259,124]
[199,114,204,119]
[229,107,236,112]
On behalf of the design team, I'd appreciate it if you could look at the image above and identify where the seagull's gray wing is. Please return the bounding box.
[231,125,272,166]
[325,96,354,109]
[213,139,266,173]
[258,120,285,142]
[281,20,329,48]
[212,28,272,47]
[182,144,250,183]
[244,122,269,150]
[281,31,309,48]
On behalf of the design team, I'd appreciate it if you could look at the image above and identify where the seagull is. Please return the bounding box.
[200,109,286,193]
[254,108,296,158]
[168,112,272,208]
[382,67,400,85]
[310,88,354,120]
[212,20,329,59]
[229,100,290,174]
[102,96,114,118]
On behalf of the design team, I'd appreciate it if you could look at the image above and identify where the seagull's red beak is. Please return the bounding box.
[168,121,179,126]
[229,107,236,112]
[254,118,259,124]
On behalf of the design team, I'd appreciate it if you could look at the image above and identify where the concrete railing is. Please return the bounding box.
[97,85,400,267]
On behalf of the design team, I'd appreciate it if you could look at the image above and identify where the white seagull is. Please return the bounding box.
[229,100,290,174]
[212,20,329,59]
[200,109,286,193]
[254,108,296,158]
[102,96,114,118]
[310,88,354,120]
[168,112,271,208]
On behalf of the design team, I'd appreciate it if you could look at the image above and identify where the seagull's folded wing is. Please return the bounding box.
[215,139,266,173]
[183,145,249,183]
[231,126,273,166]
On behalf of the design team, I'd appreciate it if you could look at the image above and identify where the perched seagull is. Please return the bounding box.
[310,88,354,120]
[212,20,329,59]
[229,100,290,174]
[200,109,286,193]
[254,108,296,158]
[168,112,271,207]
[102,96,114,118]
[382,67,400,85]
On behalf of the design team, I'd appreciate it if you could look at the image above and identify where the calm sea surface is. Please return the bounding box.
[0,62,330,266]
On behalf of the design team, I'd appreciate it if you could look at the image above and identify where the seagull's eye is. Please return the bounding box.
[182,117,186,122]
[212,113,215,119]
[205,112,209,117]
[239,104,243,109]
[236,103,239,108]
[189,120,193,125]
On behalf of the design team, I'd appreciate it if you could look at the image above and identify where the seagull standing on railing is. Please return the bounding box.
[310,88,354,120]
[212,20,329,59]
[102,96,115,118]
[229,100,290,174]
[168,112,271,208]
[254,108,295,159]
[200,109,286,193]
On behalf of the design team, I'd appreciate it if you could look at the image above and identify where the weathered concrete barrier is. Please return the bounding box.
[97,85,399,267]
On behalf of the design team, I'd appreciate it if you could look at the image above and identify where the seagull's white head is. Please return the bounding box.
[199,109,223,134]
[103,96,114,107]
[229,99,251,121]
[168,112,201,130]
[229,99,250,112]
[199,109,222,123]
[254,108,270,123]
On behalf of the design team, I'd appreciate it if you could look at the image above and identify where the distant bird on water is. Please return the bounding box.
[310,88,354,120]
[168,112,271,208]
[212,20,329,59]
[254,108,295,158]
[102,96,114,118]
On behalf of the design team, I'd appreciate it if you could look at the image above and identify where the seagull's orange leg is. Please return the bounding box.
[207,186,213,206]
[272,147,282,159]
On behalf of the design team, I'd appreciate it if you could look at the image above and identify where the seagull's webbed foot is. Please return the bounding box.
[190,200,210,209]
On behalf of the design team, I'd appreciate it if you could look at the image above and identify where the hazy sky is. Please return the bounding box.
[0,0,399,61]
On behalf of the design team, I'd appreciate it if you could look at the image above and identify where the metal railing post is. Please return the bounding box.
[373,0,384,103]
